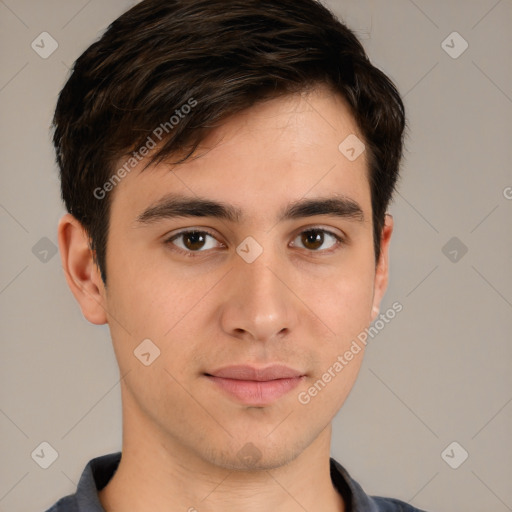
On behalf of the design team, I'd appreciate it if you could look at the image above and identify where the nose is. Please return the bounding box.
[219,248,299,343]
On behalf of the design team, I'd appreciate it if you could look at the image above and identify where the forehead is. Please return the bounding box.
[109,86,371,225]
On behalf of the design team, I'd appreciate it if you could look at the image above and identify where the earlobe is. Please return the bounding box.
[57,213,108,325]
[370,213,393,322]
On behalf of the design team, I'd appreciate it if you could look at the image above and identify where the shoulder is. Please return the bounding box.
[42,452,121,512]
[330,458,429,512]
[43,494,78,512]
[371,496,428,511]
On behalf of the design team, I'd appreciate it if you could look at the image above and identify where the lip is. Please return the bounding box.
[205,365,305,406]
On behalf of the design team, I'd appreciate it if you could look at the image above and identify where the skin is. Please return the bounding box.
[58,85,393,512]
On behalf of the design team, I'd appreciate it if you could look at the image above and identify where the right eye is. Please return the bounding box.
[164,230,225,256]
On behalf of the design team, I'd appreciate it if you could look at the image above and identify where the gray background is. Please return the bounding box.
[1,0,511,511]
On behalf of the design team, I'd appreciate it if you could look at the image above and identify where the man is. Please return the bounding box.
[48,0,424,510]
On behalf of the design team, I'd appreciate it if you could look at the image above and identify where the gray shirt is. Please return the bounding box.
[44,452,427,512]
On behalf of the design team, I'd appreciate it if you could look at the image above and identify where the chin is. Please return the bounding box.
[196,435,308,472]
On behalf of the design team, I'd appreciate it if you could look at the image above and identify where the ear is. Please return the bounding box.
[370,214,393,322]
[57,213,108,325]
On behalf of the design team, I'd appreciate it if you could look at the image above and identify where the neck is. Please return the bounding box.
[99,396,345,512]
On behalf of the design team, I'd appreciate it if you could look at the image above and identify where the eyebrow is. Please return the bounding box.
[134,193,365,226]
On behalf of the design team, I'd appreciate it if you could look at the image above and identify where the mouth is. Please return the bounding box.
[204,365,306,406]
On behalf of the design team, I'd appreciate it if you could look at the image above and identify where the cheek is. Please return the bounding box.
[296,270,373,415]
[306,258,376,345]
[104,249,221,386]
[105,237,190,336]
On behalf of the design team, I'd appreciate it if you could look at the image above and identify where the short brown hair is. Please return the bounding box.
[53,0,406,284]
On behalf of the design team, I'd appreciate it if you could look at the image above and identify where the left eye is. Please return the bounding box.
[290,229,342,252]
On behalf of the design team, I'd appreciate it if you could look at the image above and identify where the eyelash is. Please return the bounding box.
[164,227,345,258]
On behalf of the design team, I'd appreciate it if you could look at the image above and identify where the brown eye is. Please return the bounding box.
[301,230,324,250]
[292,229,342,252]
[167,230,220,253]
[182,232,207,251]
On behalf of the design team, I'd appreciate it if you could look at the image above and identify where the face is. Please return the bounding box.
[61,86,392,471]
